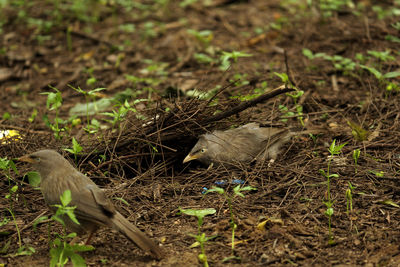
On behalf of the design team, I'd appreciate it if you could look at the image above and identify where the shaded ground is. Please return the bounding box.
[1,0,400,266]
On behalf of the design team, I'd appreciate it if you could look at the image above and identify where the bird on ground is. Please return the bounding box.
[183,122,320,167]
[18,149,163,259]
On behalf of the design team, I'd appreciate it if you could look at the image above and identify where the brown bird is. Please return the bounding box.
[19,149,163,259]
[183,123,318,167]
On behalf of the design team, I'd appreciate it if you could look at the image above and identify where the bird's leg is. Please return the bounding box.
[85,229,97,245]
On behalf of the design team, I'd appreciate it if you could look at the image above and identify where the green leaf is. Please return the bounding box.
[8,160,18,175]
[66,210,80,225]
[353,149,361,161]
[49,246,65,267]
[385,35,400,43]
[2,112,11,120]
[15,245,36,256]
[10,185,18,194]
[274,72,289,83]
[70,252,87,267]
[26,171,41,187]
[60,190,72,206]
[205,186,225,194]
[71,244,95,252]
[65,232,77,239]
[380,200,399,208]
[369,170,384,177]
[383,71,400,79]
[179,208,216,219]
[302,48,314,59]
[360,65,382,79]
[29,109,38,123]
[328,139,346,155]
[240,186,257,192]
[114,197,130,206]
[72,137,82,154]
[325,207,334,216]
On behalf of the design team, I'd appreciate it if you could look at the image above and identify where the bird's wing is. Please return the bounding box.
[86,183,116,215]
[67,173,116,225]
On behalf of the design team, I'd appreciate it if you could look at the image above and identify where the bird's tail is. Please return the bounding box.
[111,212,163,259]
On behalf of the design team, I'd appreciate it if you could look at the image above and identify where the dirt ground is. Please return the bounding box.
[1,0,400,266]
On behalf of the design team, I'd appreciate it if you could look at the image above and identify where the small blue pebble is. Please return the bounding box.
[232,179,245,185]
[214,180,227,185]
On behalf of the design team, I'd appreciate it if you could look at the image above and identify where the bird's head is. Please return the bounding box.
[183,137,209,164]
[18,149,72,178]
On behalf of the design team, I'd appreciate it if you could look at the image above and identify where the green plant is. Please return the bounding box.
[319,139,346,244]
[303,48,400,94]
[180,0,198,8]
[346,182,355,214]
[367,50,395,62]
[278,105,294,123]
[187,29,213,47]
[68,85,106,132]
[103,99,147,128]
[140,21,159,39]
[84,68,98,86]
[219,51,252,71]
[372,5,400,19]
[44,190,94,267]
[352,149,360,173]
[311,0,355,18]
[274,72,305,125]
[64,137,83,163]
[0,157,17,183]
[206,185,256,261]
[1,157,36,256]
[42,86,65,139]
[179,208,216,267]
[230,81,268,101]
[369,170,384,177]
[140,59,169,77]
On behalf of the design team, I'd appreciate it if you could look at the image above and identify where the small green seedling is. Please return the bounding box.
[46,190,94,267]
[29,108,38,123]
[319,139,346,244]
[103,99,147,128]
[187,29,213,47]
[206,185,256,262]
[369,170,384,177]
[68,85,106,132]
[64,137,83,163]
[5,185,22,249]
[346,182,356,214]
[41,85,65,139]
[2,158,36,257]
[353,149,361,173]
[179,208,216,267]
[274,72,305,125]
[219,51,252,71]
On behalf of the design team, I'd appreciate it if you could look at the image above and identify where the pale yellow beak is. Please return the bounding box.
[183,154,198,164]
[18,155,36,163]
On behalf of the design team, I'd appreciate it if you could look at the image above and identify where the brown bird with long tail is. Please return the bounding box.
[19,149,163,259]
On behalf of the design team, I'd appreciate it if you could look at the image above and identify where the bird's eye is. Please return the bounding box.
[201,149,205,153]
[30,155,41,162]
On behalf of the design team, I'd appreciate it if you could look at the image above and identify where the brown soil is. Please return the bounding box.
[1,0,400,266]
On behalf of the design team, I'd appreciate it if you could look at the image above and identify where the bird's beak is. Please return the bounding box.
[18,155,35,163]
[183,154,198,164]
